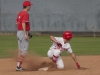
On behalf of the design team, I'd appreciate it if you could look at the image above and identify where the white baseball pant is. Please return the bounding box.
[17,31,29,57]
[47,49,64,69]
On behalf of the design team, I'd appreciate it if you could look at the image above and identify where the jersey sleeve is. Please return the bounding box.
[67,46,73,53]
[22,13,29,23]
[54,37,62,43]
[65,43,73,53]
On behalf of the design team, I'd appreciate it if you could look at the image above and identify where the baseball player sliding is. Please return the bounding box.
[16,0,33,71]
[47,31,80,69]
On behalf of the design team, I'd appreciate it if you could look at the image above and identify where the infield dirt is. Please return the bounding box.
[0,55,100,75]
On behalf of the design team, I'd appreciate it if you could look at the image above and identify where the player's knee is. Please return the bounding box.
[47,50,53,58]
[57,64,64,69]
[19,50,27,57]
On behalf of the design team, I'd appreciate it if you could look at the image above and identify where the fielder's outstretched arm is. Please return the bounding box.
[70,52,80,69]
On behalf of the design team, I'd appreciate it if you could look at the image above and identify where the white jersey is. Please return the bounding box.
[50,37,73,53]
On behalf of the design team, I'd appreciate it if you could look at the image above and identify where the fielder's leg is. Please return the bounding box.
[16,31,29,71]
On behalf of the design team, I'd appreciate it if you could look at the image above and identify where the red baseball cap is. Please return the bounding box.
[23,0,33,6]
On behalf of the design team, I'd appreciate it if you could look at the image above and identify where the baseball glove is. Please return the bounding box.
[28,32,33,39]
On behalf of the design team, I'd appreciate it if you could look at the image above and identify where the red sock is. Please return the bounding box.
[52,55,58,63]
[17,55,25,67]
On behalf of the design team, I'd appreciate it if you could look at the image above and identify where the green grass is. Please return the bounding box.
[0,35,100,58]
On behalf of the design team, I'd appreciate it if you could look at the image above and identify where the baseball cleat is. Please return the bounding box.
[38,67,49,71]
[16,66,25,71]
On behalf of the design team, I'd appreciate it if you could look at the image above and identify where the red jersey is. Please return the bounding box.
[16,10,30,31]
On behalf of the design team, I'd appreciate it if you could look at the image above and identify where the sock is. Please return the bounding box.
[17,61,22,67]
[52,55,58,63]
[17,55,25,67]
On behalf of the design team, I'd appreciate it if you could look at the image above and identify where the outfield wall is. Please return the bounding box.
[0,0,100,32]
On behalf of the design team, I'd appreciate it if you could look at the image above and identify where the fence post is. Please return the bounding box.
[0,0,1,34]
[92,26,96,37]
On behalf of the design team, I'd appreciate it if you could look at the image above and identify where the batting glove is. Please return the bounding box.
[76,63,80,69]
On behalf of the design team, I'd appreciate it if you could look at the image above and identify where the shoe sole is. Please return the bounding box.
[16,68,26,71]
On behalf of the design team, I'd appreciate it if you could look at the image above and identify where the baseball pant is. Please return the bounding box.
[17,31,29,57]
[47,49,64,69]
